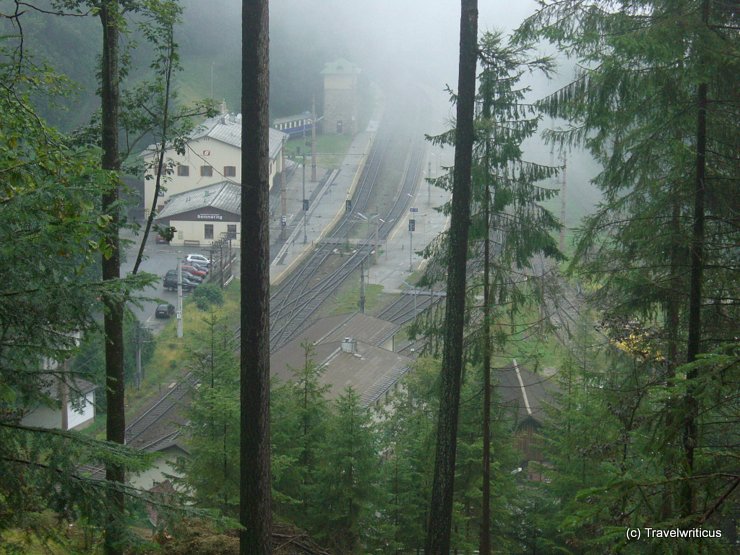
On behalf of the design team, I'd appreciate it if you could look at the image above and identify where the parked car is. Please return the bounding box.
[181,270,203,284]
[155,303,175,318]
[186,254,210,267]
[188,261,210,274]
[182,264,207,278]
[163,270,195,292]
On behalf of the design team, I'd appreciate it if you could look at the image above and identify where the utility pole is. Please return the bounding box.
[375,216,380,264]
[359,259,366,313]
[311,96,317,182]
[280,137,287,240]
[302,154,308,243]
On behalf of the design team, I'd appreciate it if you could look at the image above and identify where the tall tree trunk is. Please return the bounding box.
[99,2,125,554]
[425,1,478,552]
[682,0,710,520]
[240,0,272,553]
[479,199,492,555]
[479,96,492,555]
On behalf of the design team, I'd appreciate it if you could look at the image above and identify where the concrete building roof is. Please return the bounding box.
[190,113,287,159]
[41,376,97,400]
[154,181,241,220]
[315,312,399,345]
[321,58,361,76]
[270,312,407,406]
[320,341,412,406]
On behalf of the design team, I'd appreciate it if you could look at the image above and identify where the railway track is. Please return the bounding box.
[122,92,431,451]
[124,372,197,448]
[376,289,444,327]
[268,100,428,351]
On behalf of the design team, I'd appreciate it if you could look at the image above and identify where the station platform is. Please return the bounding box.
[267,123,451,295]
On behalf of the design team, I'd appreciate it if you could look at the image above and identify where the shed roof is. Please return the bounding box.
[41,375,97,400]
[190,113,287,159]
[154,181,241,220]
[320,342,412,406]
[270,312,407,406]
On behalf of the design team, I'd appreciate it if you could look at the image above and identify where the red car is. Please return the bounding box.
[182,264,207,277]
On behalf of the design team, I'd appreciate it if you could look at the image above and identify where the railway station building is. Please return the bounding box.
[142,111,288,219]
[154,181,242,247]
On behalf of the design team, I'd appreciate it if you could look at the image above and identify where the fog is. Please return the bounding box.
[284,0,599,219]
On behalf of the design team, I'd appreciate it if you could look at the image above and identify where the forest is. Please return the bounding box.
[0,0,738,554]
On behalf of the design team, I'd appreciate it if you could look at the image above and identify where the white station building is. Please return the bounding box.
[142,112,288,219]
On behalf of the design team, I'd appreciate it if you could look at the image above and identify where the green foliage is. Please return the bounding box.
[70,313,155,405]
[271,343,331,529]
[420,31,562,352]
[314,387,379,554]
[176,313,239,515]
[154,224,176,243]
[514,0,739,545]
[0,46,156,545]
[192,283,224,311]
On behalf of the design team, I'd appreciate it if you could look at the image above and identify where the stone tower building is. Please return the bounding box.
[322,58,360,135]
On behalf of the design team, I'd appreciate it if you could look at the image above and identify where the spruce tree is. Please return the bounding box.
[422,29,561,552]
[270,343,330,532]
[316,387,379,554]
[517,0,739,538]
[178,313,240,515]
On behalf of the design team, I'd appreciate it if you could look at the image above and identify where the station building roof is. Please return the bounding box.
[190,113,287,160]
[154,181,241,221]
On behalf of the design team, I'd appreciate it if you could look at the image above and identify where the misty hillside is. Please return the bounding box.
[2,0,736,553]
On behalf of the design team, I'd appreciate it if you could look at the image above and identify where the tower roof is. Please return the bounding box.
[321,58,361,76]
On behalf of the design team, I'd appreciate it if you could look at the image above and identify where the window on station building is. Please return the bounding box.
[177,164,189,177]
[226,224,237,240]
[204,224,214,240]
[224,166,236,177]
[200,165,213,177]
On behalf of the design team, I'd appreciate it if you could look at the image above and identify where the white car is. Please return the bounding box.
[186,253,210,266]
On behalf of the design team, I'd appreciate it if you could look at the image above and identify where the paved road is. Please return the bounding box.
[120,234,210,334]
